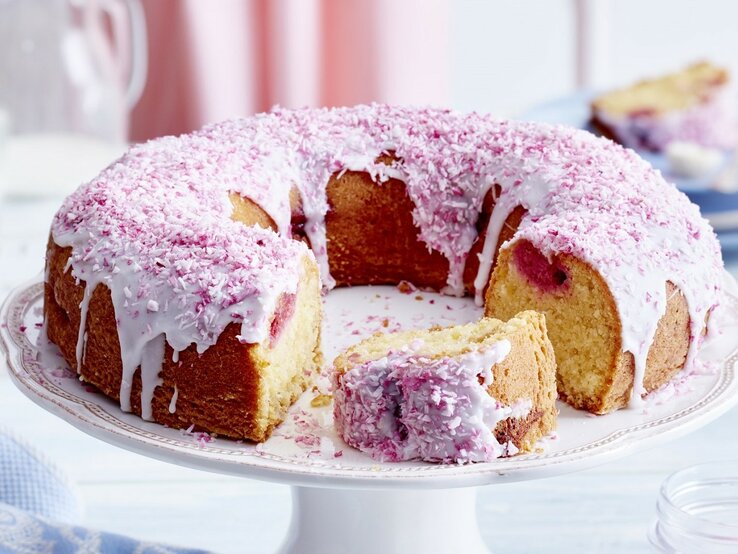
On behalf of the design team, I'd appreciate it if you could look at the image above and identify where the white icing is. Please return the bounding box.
[168,386,179,414]
[465,139,720,407]
[140,334,165,421]
[75,284,93,373]
[81,331,88,365]
[473,172,551,304]
[459,339,513,387]
[56,224,302,418]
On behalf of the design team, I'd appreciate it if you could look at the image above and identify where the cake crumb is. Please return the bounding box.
[397,280,417,294]
[310,393,332,408]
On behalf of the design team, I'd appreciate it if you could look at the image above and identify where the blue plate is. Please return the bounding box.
[520,93,738,241]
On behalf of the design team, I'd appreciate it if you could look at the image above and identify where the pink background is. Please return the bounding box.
[131,0,449,141]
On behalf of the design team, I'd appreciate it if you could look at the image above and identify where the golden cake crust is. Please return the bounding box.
[46,240,321,441]
[325,168,449,289]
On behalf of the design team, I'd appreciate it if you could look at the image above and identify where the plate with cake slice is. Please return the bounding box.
[522,62,738,240]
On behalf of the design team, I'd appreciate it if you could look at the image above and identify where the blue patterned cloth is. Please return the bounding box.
[0,429,82,525]
[0,428,210,553]
[0,503,212,554]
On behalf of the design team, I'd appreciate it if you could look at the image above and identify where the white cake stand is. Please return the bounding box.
[3,276,738,554]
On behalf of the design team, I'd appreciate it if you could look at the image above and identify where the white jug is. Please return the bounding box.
[0,0,147,196]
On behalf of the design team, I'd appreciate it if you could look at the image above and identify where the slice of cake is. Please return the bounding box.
[590,61,737,151]
[332,311,557,464]
[485,239,694,414]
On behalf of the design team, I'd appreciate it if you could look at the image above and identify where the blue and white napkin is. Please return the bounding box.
[0,427,210,553]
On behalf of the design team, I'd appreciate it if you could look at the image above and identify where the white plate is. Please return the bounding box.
[2,276,738,490]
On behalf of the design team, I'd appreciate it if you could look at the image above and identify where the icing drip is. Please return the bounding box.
[333,339,526,463]
[51,105,724,416]
[140,334,165,421]
[81,331,88,365]
[168,386,178,414]
[75,284,93,373]
[473,174,551,303]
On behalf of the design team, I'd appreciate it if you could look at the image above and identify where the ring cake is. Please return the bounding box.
[45,104,723,443]
[333,311,557,463]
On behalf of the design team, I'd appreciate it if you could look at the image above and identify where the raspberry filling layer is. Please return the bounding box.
[512,240,569,293]
[269,292,297,344]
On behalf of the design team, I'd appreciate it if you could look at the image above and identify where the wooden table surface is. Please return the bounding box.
[2,198,737,553]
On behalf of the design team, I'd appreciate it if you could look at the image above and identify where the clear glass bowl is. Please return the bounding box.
[650,462,738,552]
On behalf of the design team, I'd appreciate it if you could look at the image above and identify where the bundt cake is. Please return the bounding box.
[45,104,723,442]
[332,311,557,463]
[590,61,738,151]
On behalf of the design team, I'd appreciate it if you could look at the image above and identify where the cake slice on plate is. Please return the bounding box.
[590,61,737,151]
[332,311,557,464]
